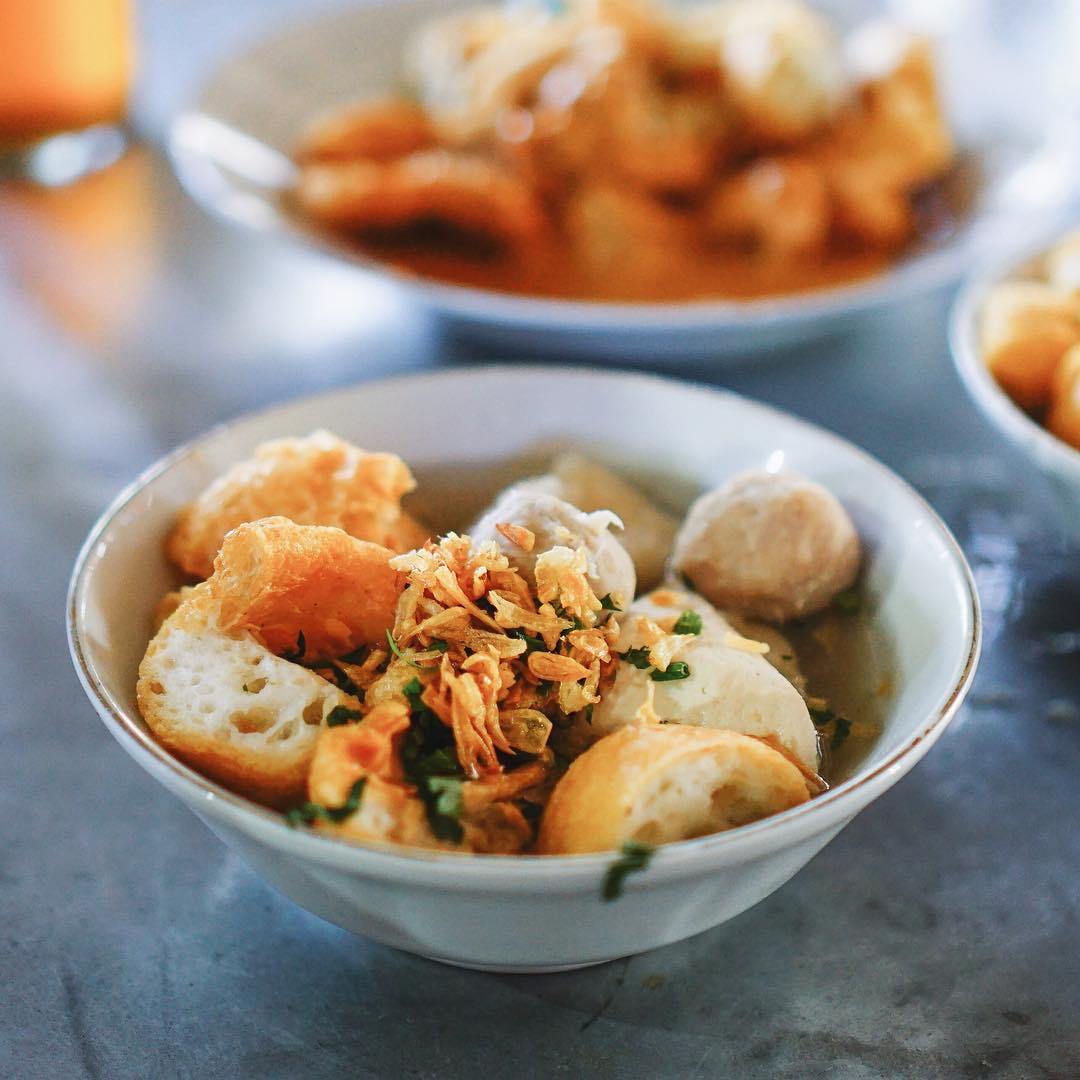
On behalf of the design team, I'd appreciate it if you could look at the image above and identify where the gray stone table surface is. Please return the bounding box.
[2,4,1079,1078]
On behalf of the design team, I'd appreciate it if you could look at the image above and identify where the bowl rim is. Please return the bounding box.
[166,0,984,335]
[67,366,981,889]
[949,228,1080,485]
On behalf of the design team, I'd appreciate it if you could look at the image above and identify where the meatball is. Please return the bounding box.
[672,470,860,623]
[591,587,818,770]
[495,453,677,591]
[470,491,636,608]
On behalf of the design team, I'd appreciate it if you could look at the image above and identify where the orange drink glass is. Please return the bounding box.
[0,0,134,183]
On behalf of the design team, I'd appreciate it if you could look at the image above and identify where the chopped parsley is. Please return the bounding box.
[672,610,703,636]
[599,593,621,612]
[325,705,363,728]
[602,841,655,901]
[832,588,861,615]
[809,706,852,750]
[620,646,691,681]
[427,639,450,653]
[400,676,465,839]
[285,777,366,827]
[620,646,653,670]
[420,777,464,842]
[651,661,691,682]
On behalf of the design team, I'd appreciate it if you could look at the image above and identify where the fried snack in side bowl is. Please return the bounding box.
[951,226,1080,536]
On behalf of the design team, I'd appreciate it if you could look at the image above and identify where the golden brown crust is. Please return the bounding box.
[537,724,810,854]
[166,431,428,579]
[980,282,1080,411]
[209,517,401,659]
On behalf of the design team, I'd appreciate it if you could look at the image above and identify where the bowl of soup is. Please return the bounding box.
[168,0,1076,360]
[68,367,979,970]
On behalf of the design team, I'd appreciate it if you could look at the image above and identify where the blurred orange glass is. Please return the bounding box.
[0,0,133,144]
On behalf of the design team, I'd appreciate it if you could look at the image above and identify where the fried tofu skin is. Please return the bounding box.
[137,585,364,807]
[297,98,435,164]
[980,282,1080,411]
[166,430,428,579]
[1047,343,1080,452]
[537,724,810,854]
[208,517,401,660]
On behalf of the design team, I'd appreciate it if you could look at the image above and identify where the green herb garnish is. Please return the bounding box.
[509,629,546,654]
[672,610,702,635]
[832,589,861,615]
[427,639,450,653]
[399,675,464,838]
[600,593,621,612]
[421,777,464,841]
[326,705,363,728]
[602,841,655,901]
[651,661,691,682]
[285,778,366,827]
[620,646,653,670]
[584,703,594,725]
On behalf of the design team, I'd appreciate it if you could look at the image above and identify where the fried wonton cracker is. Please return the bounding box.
[208,517,401,660]
[166,430,428,579]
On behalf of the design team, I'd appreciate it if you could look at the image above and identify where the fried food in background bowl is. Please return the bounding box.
[69,369,978,970]
[292,0,954,303]
[951,226,1080,537]
[169,0,1078,360]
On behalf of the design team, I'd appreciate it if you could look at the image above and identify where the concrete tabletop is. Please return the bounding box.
[2,3,1078,1076]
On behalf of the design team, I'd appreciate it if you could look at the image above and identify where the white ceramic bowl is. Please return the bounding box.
[950,234,1080,538]
[166,0,1080,362]
[68,368,980,971]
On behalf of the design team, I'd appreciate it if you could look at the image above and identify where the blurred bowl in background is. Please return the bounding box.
[168,0,1080,361]
[950,231,1080,538]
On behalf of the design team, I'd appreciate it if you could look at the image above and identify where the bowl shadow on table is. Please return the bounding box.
[438,320,854,374]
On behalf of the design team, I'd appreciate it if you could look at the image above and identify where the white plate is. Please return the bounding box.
[68,367,980,971]
[167,0,1080,361]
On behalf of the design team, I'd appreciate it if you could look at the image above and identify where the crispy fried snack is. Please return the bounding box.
[980,282,1080,411]
[537,723,811,854]
[382,532,620,780]
[208,517,400,660]
[166,430,428,579]
[137,585,364,807]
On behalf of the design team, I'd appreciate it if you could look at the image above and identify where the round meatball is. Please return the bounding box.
[672,470,860,623]
[470,491,636,608]
[495,453,677,591]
